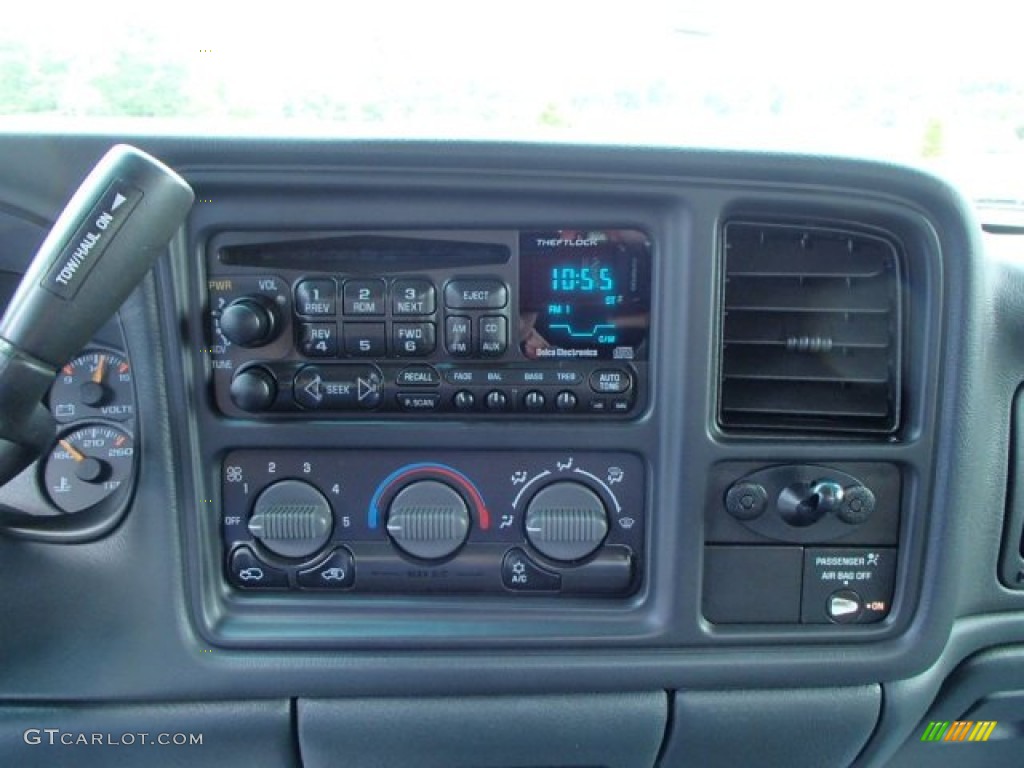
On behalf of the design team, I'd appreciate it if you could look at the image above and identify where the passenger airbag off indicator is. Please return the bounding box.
[42,180,143,300]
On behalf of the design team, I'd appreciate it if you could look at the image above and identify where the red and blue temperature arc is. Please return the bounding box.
[368,463,491,530]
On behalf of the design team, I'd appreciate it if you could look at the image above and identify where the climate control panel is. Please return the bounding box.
[221,450,644,596]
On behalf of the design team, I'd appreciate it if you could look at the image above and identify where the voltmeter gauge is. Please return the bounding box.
[43,425,135,513]
[48,349,134,422]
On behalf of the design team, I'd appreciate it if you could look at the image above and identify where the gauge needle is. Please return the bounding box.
[60,439,86,462]
[92,355,107,384]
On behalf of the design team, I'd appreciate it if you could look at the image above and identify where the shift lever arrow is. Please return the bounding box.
[0,144,193,485]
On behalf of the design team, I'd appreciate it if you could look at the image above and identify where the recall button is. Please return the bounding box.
[502,548,561,592]
[589,368,631,394]
[397,365,440,387]
[444,278,508,309]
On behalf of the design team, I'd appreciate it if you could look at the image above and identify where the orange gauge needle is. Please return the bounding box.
[92,355,107,384]
[60,440,86,462]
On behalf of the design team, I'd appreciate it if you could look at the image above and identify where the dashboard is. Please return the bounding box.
[1,134,1023,767]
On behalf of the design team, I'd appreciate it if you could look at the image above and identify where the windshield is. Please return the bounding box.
[2,0,1022,204]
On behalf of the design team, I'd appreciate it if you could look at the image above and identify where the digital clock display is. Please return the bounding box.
[519,229,651,361]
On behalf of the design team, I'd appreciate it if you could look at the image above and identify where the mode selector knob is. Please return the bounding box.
[220,296,281,348]
[386,480,470,561]
[525,481,608,562]
[248,479,333,559]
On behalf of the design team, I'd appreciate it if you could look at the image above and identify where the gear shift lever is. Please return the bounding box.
[0,144,193,485]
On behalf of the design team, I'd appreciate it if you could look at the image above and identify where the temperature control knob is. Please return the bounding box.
[248,479,333,559]
[386,480,470,561]
[525,481,608,562]
[219,296,281,348]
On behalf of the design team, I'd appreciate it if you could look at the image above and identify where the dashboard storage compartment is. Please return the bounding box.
[297,693,667,768]
[659,687,880,768]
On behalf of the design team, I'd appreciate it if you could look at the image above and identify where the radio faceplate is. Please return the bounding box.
[222,450,645,597]
[205,229,651,418]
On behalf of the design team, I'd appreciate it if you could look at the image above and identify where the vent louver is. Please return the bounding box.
[719,222,902,435]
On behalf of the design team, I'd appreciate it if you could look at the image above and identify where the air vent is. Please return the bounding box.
[719,222,902,434]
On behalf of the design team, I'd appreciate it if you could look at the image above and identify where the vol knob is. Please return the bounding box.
[220,296,281,348]
[525,481,608,562]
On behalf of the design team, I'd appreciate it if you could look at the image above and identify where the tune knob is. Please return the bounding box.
[524,481,608,562]
[220,296,281,348]
[248,479,333,559]
[386,480,470,561]
[230,366,277,412]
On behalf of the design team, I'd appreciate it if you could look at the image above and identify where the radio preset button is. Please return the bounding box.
[453,390,475,410]
[445,316,472,356]
[343,279,386,316]
[397,365,440,387]
[299,322,338,357]
[294,365,383,410]
[486,390,508,411]
[524,390,546,411]
[590,369,631,394]
[393,322,436,356]
[444,279,508,309]
[294,279,337,317]
[479,316,508,357]
[343,322,386,357]
[397,392,441,411]
[392,279,436,316]
[555,391,578,411]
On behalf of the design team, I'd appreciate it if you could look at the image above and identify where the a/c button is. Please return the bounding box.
[502,548,560,592]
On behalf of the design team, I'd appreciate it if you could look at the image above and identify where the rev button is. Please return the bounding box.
[502,548,561,592]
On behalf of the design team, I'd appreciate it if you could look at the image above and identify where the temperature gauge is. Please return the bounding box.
[49,349,134,422]
[43,424,135,513]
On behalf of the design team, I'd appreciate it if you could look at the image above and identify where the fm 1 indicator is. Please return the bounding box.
[48,349,134,422]
[43,424,135,513]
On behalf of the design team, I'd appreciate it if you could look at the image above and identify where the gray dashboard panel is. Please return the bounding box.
[0,134,1020,768]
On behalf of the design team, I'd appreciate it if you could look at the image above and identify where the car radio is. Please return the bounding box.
[205,229,652,418]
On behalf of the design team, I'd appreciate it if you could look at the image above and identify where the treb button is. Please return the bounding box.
[589,368,631,394]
